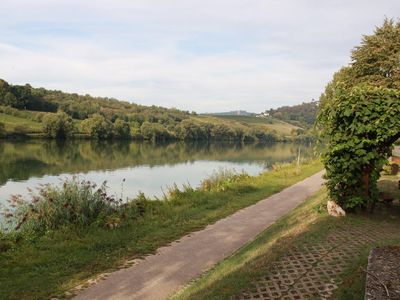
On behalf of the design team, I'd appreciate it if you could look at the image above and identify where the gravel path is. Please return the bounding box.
[73,171,325,300]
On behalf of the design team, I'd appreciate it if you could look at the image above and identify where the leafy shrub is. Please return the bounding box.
[81,114,113,139]
[140,121,171,140]
[318,19,400,211]
[42,111,75,139]
[113,118,131,139]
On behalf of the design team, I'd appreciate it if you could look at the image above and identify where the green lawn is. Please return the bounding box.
[0,113,43,133]
[0,160,322,300]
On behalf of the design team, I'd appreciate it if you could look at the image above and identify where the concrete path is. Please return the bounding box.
[74,171,325,300]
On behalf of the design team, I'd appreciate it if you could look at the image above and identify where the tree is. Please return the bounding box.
[3,92,18,107]
[317,19,400,211]
[10,84,32,109]
[351,19,400,89]
[176,120,206,140]
[0,79,10,103]
[113,118,131,139]
[0,122,5,137]
[81,114,113,139]
[42,111,75,139]
[140,122,171,141]
[210,124,236,141]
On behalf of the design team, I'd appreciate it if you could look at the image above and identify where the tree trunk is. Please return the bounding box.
[362,166,372,211]
[362,168,370,199]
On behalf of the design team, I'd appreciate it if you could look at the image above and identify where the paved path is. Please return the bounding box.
[74,171,325,300]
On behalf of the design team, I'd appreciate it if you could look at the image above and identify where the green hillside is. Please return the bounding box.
[266,101,319,128]
[0,79,311,142]
[205,115,301,135]
[0,113,42,133]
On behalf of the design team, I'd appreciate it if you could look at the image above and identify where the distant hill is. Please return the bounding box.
[208,110,255,116]
[266,101,319,128]
[0,79,309,142]
[206,114,302,136]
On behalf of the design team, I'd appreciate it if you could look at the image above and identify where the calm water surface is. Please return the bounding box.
[0,140,313,204]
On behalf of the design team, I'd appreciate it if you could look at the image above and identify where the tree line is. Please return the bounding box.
[0,81,288,142]
[266,101,319,128]
[38,111,282,142]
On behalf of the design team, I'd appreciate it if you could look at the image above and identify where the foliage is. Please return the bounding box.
[351,18,400,89]
[319,86,400,210]
[176,119,209,140]
[0,78,305,142]
[318,19,400,210]
[42,111,75,139]
[210,123,236,141]
[140,121,171,141]
[0,78,309,141]
[0,122,5,137]
[266,101,319,128]
[113,118,131,139]
[81,114,113,139]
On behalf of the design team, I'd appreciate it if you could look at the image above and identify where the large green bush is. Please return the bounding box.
[81,114,114,139]
[318,19,400,210]
[113,118,131,139]
[318,86,400,210]
[42,111,75,139]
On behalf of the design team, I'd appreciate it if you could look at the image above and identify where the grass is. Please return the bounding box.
[0,113,43,133]
[0,159,322,300]
[205,115,301,136]
[171,176,400,300]
[198,115,301,137]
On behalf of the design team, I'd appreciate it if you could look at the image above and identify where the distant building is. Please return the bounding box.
[256,112,270,118]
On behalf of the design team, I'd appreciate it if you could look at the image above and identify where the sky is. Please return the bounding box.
[0,1,399,113]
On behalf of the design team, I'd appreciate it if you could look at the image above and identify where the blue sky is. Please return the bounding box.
[0,0,399,113]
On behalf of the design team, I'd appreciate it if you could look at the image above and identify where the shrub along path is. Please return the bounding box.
[73,171,325,300]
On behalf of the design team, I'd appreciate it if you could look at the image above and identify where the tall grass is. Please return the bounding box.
[200,168,250,192]
[1,178,136,234]
[1,168,251,236]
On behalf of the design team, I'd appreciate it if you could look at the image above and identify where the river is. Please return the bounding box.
[0,140,314,204]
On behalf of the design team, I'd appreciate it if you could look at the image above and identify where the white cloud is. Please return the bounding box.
[0,0,399,112]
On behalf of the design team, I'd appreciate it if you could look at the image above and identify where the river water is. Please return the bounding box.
[0,140,314,204]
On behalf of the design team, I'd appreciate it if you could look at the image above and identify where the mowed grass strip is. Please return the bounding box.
[0,160,322,300]
[0,113,43,133]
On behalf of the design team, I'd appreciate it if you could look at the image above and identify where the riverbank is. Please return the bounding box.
[0,106,315,143]
[0,159,322,299]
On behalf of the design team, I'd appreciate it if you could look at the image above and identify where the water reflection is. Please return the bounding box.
[0,140,314,201]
